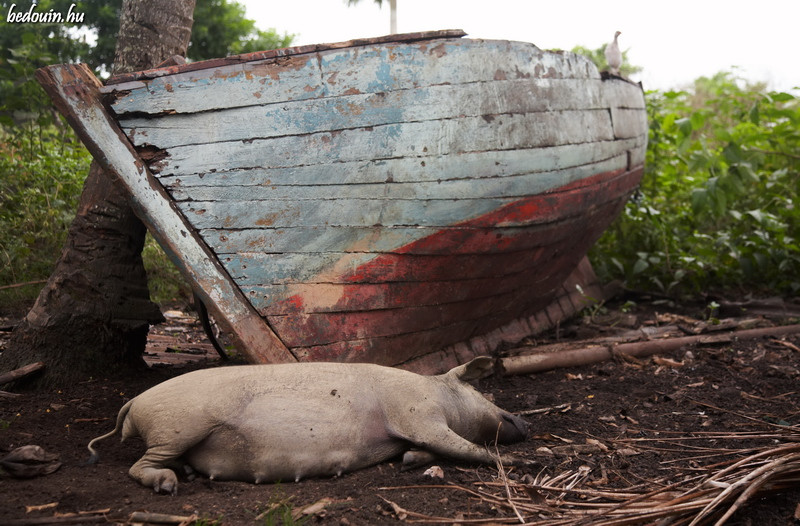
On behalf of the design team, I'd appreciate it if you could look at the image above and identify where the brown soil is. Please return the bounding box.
[2,297,800,525]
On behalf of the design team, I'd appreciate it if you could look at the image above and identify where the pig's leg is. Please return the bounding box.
[128,445,185,495]
[401,424,521,466]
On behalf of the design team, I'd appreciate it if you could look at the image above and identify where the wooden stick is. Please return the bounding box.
[0,362,45,385]
[500,324,800,376]
[3,515,108,525]
[128,511,198,524]
[0,280,47,291]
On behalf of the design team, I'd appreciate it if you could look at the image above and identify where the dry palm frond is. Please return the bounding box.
[381,431,800,525]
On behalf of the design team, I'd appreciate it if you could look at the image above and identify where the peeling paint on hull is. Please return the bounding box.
[38,30,648,370]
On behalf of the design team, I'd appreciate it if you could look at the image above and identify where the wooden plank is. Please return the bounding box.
[34,63,296,365]
[105,30,468,85]
[201,219,579,257]
[612,108,649,139]
[601,79,647,108]
[157,138,644,188]
[227,195,630,295]
[176,161,634,232]
[244,218,606,316]
[284,254,585,362]
[236,201,632,316]
[247,273,548,316]
[120,79,624,149]
[169,155,627,203]
[154,110,615,177]
[180,196,523,231]
[219,168,641,286]
[106,38,602,116]
[284,230,618,363]
[268,282,553,347]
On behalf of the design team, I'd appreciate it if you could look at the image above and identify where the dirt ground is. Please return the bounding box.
[2,295,800,525]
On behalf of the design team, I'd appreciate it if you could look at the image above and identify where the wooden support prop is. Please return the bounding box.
[0,362,44,385]
[499,324,800,376]
[34,63,295,365]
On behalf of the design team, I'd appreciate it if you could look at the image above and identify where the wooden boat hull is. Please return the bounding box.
[38,31,647,369]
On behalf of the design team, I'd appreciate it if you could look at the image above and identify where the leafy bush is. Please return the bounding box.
[590,72,800,296]
[0,126,89,305]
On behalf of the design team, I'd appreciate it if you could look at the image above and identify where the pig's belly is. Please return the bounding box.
[184,401,406,482]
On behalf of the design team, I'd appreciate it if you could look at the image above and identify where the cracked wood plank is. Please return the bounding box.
[168,155,628,203]
[105,38,604,116]
[152,111,615,177]
[157,138,644,189]
[119,79,633,149]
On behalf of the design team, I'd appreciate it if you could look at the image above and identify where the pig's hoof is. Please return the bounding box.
[152,470,179,496]
[401,450,437,471]
[501,454,530,467]
[183,464,197,481]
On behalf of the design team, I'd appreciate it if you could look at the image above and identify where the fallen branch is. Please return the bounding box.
[500,324,800,376]
[128,511,198,524]
[0,362,45,386]
[0,279,47,291]
[3,513,109,525]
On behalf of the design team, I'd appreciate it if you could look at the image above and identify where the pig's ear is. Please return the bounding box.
[447,356,495,381]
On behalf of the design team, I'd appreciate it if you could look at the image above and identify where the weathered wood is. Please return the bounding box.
[238,198,628,316]
[169,156,627,203]
[105,30,468,85]
[177,162,632,232]
[106,38,604,116]
[202,213,587,258]
[39,34,648,368]
[119,79,632,149]
[209,168,638,292]
[499,324,800,376]
[152,110,615,177]
[157,138,644,188]
[128,511,197,524]
[611,107,649,139]
[34,64,295,365]
[0,362,44,385]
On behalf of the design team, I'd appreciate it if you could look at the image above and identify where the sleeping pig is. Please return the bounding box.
[87,357,528,494]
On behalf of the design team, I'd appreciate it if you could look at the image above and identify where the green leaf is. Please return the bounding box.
[675,117,692,136]
[691,188,708,214]
[769,92,795,102]
[736,162,758,184]
[749,104,760,124]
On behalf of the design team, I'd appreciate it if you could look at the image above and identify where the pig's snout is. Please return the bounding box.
[496,412,528,444]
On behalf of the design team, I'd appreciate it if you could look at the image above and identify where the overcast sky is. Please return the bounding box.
[240,0,798,93]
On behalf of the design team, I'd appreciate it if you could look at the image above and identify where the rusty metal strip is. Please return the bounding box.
[35,63,296,364]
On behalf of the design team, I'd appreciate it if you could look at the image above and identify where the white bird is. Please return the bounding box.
[605,31,622,76]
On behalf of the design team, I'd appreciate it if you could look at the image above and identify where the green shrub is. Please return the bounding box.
[591,72,800,295]
[0,126,90,306]
[0,126,190,308]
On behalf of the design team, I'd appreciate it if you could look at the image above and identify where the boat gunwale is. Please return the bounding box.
[105,29,468,86]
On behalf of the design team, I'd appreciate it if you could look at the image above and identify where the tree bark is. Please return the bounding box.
[0,0,196,387]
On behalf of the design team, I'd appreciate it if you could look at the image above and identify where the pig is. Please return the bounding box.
[87,357,528,494]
